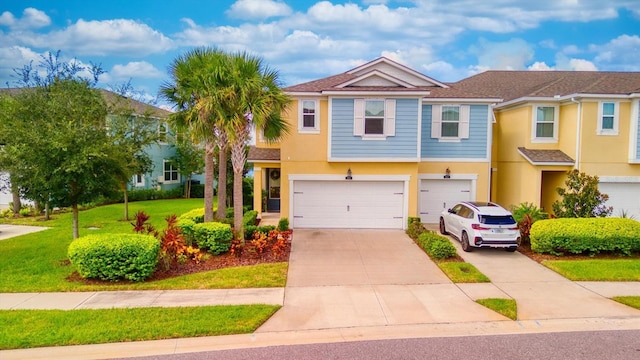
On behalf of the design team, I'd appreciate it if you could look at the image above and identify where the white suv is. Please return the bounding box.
[439,202,520,252]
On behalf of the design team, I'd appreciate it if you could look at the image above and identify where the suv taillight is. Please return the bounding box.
[471,224,490,231]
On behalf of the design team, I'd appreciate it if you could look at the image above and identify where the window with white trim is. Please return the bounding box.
[353,99,396,138]
[532,105,558,142]
[163,160,179,183]
[132,173,145,187]
[598,101,619,135]
[158,122,169,143]
[298,99,319,133]
[430,104,470,141]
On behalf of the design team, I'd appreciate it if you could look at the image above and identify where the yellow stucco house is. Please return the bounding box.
[249,58,640,228]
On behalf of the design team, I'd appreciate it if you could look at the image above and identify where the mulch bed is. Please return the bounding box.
[517,242,639,263]
[67,242,291,285]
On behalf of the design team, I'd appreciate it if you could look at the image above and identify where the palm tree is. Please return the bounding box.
[159,47,231,222]
[224,52,291,241]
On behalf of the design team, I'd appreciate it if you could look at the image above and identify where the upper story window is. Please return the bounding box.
[353,98,396,139]
[163,160,179,183]
[364,100,385,135]
[430,104,470,142]
[158,122,169,143]
[298,99,319,133]
[597,101,619,135]
[532,105,558,143]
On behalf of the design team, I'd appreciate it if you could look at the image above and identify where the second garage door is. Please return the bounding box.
[419,179,472,223]
[292,180,405,229]
[599,182,640,220]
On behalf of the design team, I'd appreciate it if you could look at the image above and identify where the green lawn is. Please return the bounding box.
[0,199,287,292]
[437,262,490,283]
[613,296,640,310]
[0,305,279,350]
[476,298,517,320]
[542,259,640,281]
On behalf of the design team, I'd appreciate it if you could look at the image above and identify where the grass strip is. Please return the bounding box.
[0,305,279,350]
[542,259,640,281]
[612,296,640,310]
[437,262,490,283]
[476,298,517,320]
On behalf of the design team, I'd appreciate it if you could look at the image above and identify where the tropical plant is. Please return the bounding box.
[160,47,230,223]
[510,202,548,245]
[552,169,612,218]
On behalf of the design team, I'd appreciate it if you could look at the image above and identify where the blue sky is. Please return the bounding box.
[1,0,639,107]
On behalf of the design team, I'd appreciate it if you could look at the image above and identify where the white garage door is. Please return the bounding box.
[292,180,405,229]
[599,182,640,220]
[419,179,472,223]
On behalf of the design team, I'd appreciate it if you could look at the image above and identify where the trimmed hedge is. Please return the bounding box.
[178,208,205,224]
[531,218,640,256]
[243,210,259,227]
[244,225,277,240]
[177,218,197,246]
[193,222,233,254]
[416,231,457,260]
[68,234,160,282]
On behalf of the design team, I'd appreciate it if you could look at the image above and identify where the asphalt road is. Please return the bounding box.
[115,329,640,360]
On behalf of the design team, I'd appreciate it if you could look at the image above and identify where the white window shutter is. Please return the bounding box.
[354,99,364,136]
[431,104,442,138]
[460,105,470,139]
[384,99,396,136]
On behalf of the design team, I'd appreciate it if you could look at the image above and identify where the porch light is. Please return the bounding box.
[444,167,451,179]
[346,168,353,180]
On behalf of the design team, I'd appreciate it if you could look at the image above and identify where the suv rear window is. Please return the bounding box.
[479,215,516,225]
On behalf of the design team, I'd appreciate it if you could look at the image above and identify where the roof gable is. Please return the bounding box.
[346,57,448,88]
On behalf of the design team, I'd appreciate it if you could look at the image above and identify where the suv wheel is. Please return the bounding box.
[461,232,472,252]
[505,247,517,252]
[439,218,448,235]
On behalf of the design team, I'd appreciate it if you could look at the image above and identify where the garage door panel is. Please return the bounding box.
[419,179,472,224]
[599,182,640,220]
[293,180,404,229]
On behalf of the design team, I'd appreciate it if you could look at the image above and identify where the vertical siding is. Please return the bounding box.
[421,104,489,159]
[331,98,419,159]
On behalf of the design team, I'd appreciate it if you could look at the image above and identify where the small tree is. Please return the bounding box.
[552,169,612,218]
[171,136,205,198]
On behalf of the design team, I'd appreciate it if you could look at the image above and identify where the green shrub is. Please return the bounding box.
[193,222,233,255]
[416,231,457,260]
[243,210,259,227]
[178,208,205,224]
[511,202,548,246]
[176,218,196,246]
[428,239,457,259]
[68,234,160,282]
[277,218,289,231]
[406,217,426,240]
[531,218,640,256]
[225,206,253,220]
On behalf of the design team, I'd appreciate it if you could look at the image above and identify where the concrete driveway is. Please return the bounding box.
[258,229,507,332]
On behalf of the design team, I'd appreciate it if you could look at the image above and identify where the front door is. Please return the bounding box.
[267,168,281,212]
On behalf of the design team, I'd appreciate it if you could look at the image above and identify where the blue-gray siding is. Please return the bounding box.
[330,98,419,158]
[421,104,489,159]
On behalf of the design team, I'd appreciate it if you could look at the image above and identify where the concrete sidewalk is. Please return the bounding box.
[0,224,48,241]
[2,229,640,360]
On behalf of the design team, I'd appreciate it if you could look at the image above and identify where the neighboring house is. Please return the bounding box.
[249,57,499,229]
[451,71,640,219]
[249,57,640,228]
[0,89,183,210]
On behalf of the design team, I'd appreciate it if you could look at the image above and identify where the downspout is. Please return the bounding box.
[571,97,582,170]
[488,103,497,202]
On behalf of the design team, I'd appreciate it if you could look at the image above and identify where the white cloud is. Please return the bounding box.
[470,38,534,70]
[226,0,292,20]
[0,46,41,86]
[17,19,174,57]
[590,34,640,71]
[0,8,50,30]
[110,61,164,80]
[567,58,598,71]
[528,61,553,70]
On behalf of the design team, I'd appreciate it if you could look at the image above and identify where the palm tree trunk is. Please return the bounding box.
[231,127,249,242]
[204,142,215,222]
[217,143,228,219]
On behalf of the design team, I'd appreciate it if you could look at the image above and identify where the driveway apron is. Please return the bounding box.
[258,229,507,332]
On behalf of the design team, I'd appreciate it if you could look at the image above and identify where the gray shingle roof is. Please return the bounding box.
[517,147,575,165]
